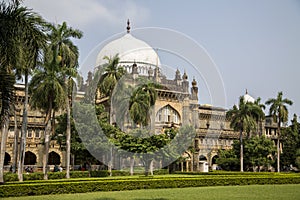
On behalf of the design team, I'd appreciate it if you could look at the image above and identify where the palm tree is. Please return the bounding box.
[98,54,126,125]
[254,97,266,136]
[97,55,126,175]
[98,55,126,98]
[129,82,158,127]
[226,96,263,172]
[0,69,15,183]
[29,47,66,180]
[0,1,19,183]
[0,1,47,183]
[265,91,293,172]
[47,21,82,179]
[15,9,47,183]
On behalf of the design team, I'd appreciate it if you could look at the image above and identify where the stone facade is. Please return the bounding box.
[4,67,279,172]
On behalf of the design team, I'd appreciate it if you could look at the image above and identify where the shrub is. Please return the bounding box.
[90,170,109,177]
[153,169,169,175]
[1,174,300,198]
[3,173,18,182]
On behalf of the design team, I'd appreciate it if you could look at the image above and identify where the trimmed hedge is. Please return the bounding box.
[4,169,169,183]
[1,175,300,197]
[173,171,297,176]
[4,171,91,182]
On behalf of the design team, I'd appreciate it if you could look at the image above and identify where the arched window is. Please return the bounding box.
[48,151,61,165]
[4,152,11,165]
[27,129,33,138]
[24,151,37,165]
[156,105,180,124]
[212,155,219,165]
[199,155,207,161]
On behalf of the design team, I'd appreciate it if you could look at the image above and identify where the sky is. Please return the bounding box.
[22,0,300,122]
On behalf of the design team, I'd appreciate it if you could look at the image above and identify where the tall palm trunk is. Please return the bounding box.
[277,113,281,172]
[0,115,10,183]
[43,102,53,180]
[12,108,19,173]
[65,86,71,179]
[18,73,29,182]
[240,128,244,172]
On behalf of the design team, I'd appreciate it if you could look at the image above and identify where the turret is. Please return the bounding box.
[174,69,182,86]
[182,70,189,93]
[191,77,198,101]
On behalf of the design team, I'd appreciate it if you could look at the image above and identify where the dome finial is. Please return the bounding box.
[246,88,248,94]
[127,19,130,33]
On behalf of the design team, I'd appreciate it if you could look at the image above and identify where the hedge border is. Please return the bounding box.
[1,176,300,197]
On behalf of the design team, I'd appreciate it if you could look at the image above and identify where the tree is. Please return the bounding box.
[15,9,46,183]
[98,55,126,122]
[72,102,113,171]
[0,0,47,183]
[113,128,171,176]
[216,147,240,171]
[296,149,300,169]
[129,82,158,127]
[254,97,266,136]
[47,21,82,179]
[226,96,264,172]
[98,55,126,98]
[54,112,101,171]
[29,47,66,180]
[281,114,300,170]
[244,136,275,171]
[0,69,15,184]
[0,2,18,183]
[265,91,293,172]
[97,55,126,174]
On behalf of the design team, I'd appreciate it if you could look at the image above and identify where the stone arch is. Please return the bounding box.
[4,152,11,165]
[24,151,37,165]
[182,152,192,160]
[211,155,219,165]
[48,151,61,165]
[156,104,181,124]
[199,154,207,161]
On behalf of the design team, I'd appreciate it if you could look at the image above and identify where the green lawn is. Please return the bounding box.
[3,184,300,200]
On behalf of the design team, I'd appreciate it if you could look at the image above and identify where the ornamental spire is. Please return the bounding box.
[126,19,130,33]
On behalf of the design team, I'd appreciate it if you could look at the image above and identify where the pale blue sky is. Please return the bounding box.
[23,0,300,121]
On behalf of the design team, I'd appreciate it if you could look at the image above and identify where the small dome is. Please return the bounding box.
[182,71,188,80]
[192,78,197,86]
[96,33,161,68]
[243,89,255,103]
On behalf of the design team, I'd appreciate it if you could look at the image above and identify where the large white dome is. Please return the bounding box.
[96,33,161,70]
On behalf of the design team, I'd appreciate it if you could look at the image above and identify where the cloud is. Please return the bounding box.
[23,0,150,29]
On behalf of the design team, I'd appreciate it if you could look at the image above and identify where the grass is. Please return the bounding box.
[2,184,300,200]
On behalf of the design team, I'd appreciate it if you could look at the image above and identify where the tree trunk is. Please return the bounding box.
[65,92,71,179]
[144,159,152,176]
[240,129,244,172]
[130,156,134,176]
[0,116,10,184]
[277,121,281,172]
[108,146,113,176]
[149,160,154,176]
[43,106,52,180]
[12,108,19,173]
[18,73,29,182]
[276,112,281,173]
